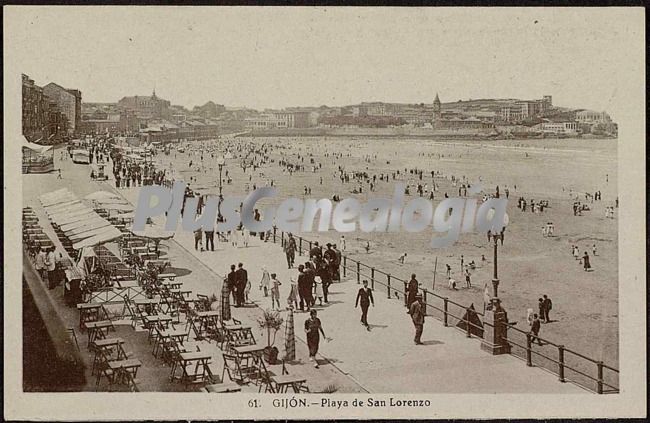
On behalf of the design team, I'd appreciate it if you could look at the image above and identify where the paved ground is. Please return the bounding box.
[22,149,586,393]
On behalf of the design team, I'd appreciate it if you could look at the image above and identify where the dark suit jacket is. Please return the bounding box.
[235,268,248,288]
[356,287,374,307]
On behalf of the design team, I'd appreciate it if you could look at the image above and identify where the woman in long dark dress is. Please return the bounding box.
[304,309,327,368]
[582,252,591,271]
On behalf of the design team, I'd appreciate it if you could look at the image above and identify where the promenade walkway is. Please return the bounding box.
[112,179,586,394]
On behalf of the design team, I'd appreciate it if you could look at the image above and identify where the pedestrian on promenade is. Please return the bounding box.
[407,274,419,308]
[235,263,247,307]
[297,265,309,311]
[332,244,342,282]
[204,229,215,251]
[448,276,457,290]
[460,255,464,273]
[340,235,346,252]
[530,314,542,345]
[445,263,451,278]
[259,266,270,297]
[313,276,324,306]
[592,244,598,256]
[284,233,297,268]
[227,264,239,307]
[408,293,425,345]
[287,277,299,310]
[270,273,281,310]
[542,295,552,323]
[303,262,316,307]
[355,280,374,330]
[194,227,203,251]
[304,309,328,368]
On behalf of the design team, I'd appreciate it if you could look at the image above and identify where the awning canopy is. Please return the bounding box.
[72,227,123,250]
[22,135,53,154]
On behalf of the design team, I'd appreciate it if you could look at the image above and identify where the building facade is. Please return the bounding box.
[576,110,612,124]
[22,74,49,141]
[42,82,82,136]
[117,90,171,120]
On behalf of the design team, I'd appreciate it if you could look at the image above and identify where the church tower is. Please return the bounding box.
[432,93,442,123]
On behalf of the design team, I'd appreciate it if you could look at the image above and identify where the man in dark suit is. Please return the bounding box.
[530,314,542,345]
[227,264,238,305]
[355,280,374,329]
[297,264,309,311]
[407,274,419,308]
[235,263,247,307]
[408,293,425,345]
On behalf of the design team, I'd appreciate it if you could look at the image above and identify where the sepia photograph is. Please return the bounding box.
[4,5,646,420]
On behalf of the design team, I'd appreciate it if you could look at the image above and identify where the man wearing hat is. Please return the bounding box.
[408,293,425,345]
[284,233,297,269]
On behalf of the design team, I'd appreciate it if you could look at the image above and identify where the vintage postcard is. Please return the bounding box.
[3,6,646,420]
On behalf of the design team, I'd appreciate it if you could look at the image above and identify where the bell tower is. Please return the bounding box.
[432,93,442,123]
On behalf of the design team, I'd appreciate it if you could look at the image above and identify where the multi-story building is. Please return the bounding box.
[118,90,171,120]
[500,95,553,122]
[42,82,82,135]
[539,121,578,135]
[576,110,612,124]
[246,111,311,129]
[22,74,49,141]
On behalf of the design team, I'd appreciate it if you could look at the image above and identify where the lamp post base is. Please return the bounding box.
[480,306,511,355]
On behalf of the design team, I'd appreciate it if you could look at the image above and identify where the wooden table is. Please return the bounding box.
[85,320,115,347]
[158,273,177,281]
[193,310,220,340]
[134,298,162,315]
[108,358,142,389]
[143,314,173,342]
[224,324,255,350]
[161,279,183,290]
[272,374,308,393]
[173,351,214,385]
[153,328,189,358]
[77,302,106,330]
[204,383,242,393]
[91,337,126,375]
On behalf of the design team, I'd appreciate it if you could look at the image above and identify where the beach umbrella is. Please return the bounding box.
[284,307,295,361]
[220,282,231,321]
[84,191,121,201]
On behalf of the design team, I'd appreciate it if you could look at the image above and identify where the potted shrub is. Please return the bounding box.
[257,309,284,364]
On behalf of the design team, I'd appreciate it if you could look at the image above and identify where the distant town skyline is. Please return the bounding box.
[8,7,642,119]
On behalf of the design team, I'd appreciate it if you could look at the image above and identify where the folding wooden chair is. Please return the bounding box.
[222,353,256,385]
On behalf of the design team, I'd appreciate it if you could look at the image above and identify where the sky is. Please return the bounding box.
[5,7,644,118]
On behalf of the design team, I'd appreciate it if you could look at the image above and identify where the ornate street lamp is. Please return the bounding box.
[481,211,511,355]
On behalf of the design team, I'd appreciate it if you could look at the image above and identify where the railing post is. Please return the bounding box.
[403,281,408,307]
[387,274,391,299]
[443,297,449,326]
[597,361,604,394]
[272,226,276,243]
[356,262,360,284]
[370,267,375,290]
[558,345,565,383]
[526,333,533,366]
[298,238,302,256]
[281,231,285,247]
[465,307,471,337]
[308,241,313,255]
[343,256,347,278]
